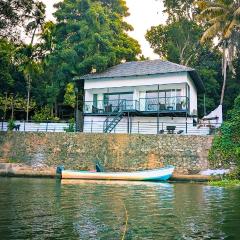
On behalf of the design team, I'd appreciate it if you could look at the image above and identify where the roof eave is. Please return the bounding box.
[188,71,205,94]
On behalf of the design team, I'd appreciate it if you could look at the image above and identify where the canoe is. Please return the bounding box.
[57,166,175,181]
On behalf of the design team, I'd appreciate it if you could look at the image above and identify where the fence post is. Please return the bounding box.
[46,120,49,132]
[1,118,3,131]
[137,121,140,134]
[91,120,93,133]
[185,121,188,134]
[24,121,26,132]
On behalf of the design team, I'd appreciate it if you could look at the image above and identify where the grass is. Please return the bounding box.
[209,179,240,187]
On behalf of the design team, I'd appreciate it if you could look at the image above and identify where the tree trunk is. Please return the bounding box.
[220,66,227,105]
[11,99,14,120]
[54,101,58,117]
[30,26,38,46]
[220,49,227,105]
[26,75,31,122]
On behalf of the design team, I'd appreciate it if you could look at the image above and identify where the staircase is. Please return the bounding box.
[103,100,125,133]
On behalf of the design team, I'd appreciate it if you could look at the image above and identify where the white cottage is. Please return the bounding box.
[78,59,208,135]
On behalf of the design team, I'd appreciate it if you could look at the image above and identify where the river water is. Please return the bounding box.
[0,178,240,240]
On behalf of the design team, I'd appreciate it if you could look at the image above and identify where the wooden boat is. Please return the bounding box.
[57,166,175,181]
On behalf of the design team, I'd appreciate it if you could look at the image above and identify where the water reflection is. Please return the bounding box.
[0,178,240,239]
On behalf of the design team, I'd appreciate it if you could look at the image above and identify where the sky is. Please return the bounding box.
[41,0,167,59]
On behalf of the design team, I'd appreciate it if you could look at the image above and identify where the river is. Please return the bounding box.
[0,178,240,239]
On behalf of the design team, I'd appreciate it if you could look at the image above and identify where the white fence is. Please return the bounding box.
[84,120,221,135]
[0,121,70,132]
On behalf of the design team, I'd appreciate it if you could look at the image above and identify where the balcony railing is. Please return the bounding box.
[84,100,140,114]
[139,96,189,112]
[84,97,189,114]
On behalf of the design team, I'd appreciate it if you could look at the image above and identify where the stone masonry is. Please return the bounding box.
[0,132,214,174]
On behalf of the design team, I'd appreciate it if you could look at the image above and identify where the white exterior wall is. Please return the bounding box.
[187,73,198,115]
[84,72,187,90]
[84,72,197,114]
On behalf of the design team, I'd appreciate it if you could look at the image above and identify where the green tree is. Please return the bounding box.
[26,1,46,46]
[0,0,34,39]
[146,19,202,65]
[39,0,141,116]
[64,83,76,108]
[0,39,15,92]
[53,0,141,74]
[19,1,46,121]
[196,0,240,105]
[162,0,196,22]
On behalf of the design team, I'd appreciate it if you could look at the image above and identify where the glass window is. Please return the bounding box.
[93,94,98,107]
[145,89,182,110]
[104,92,133,106]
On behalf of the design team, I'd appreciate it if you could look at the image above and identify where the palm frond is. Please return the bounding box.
[201,22,221,43]
[201,7,225,17]
[194,1,210,11]
[224,20,237,38]
[234,6,240,16]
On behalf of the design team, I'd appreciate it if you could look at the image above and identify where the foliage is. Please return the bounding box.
[26,1,46,46]
[196,0,240,105]
[163,0,196,22]
[196,0,240,42]
[209,179,240,187]
[146,19,203,65]
[64,83,76,108]
[7,119,16,131]
[0,0,34,39]
[209,95,240,179]
[64,118,75,132]
[32,106,59,122]
[0,94,36,118]
[52,0,141,75]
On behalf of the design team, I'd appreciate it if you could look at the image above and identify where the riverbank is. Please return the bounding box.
[0,163,55,178]
[0,163,213,182]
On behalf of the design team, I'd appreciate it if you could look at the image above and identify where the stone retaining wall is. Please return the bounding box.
[0,132,214,174]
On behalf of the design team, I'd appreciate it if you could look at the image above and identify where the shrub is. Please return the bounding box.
[209,95,240,178]
[7,119,16,131]
[64,118,75,132]
[32,106,59,122]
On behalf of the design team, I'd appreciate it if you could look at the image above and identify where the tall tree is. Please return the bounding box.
[196,0,240,105]
[0,0,34,39]
[41,0,141,116]
[26,1,46,46]
[22,1,46,121]
[146,19,202,65]
[162,0,196,22]
[53,0,141,74]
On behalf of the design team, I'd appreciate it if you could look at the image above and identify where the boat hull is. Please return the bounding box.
[60,166,174,181]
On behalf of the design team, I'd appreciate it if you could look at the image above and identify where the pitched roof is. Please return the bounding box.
[78,59,205,93]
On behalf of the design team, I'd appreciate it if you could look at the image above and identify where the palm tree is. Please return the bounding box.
[26,1,46,46]
[196,0,240,105]
[24,1,46,121]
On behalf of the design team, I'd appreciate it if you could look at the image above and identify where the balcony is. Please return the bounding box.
[84,100,140,114]
[83,96,189,115]
[139,96,189,112]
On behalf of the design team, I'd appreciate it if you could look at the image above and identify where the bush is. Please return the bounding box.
[209,95,240,178]
[64,118,75,132]
[32,106,59,122]
[7,119,16,131]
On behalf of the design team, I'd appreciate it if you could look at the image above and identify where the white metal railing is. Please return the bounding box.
[0,121,71,132]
